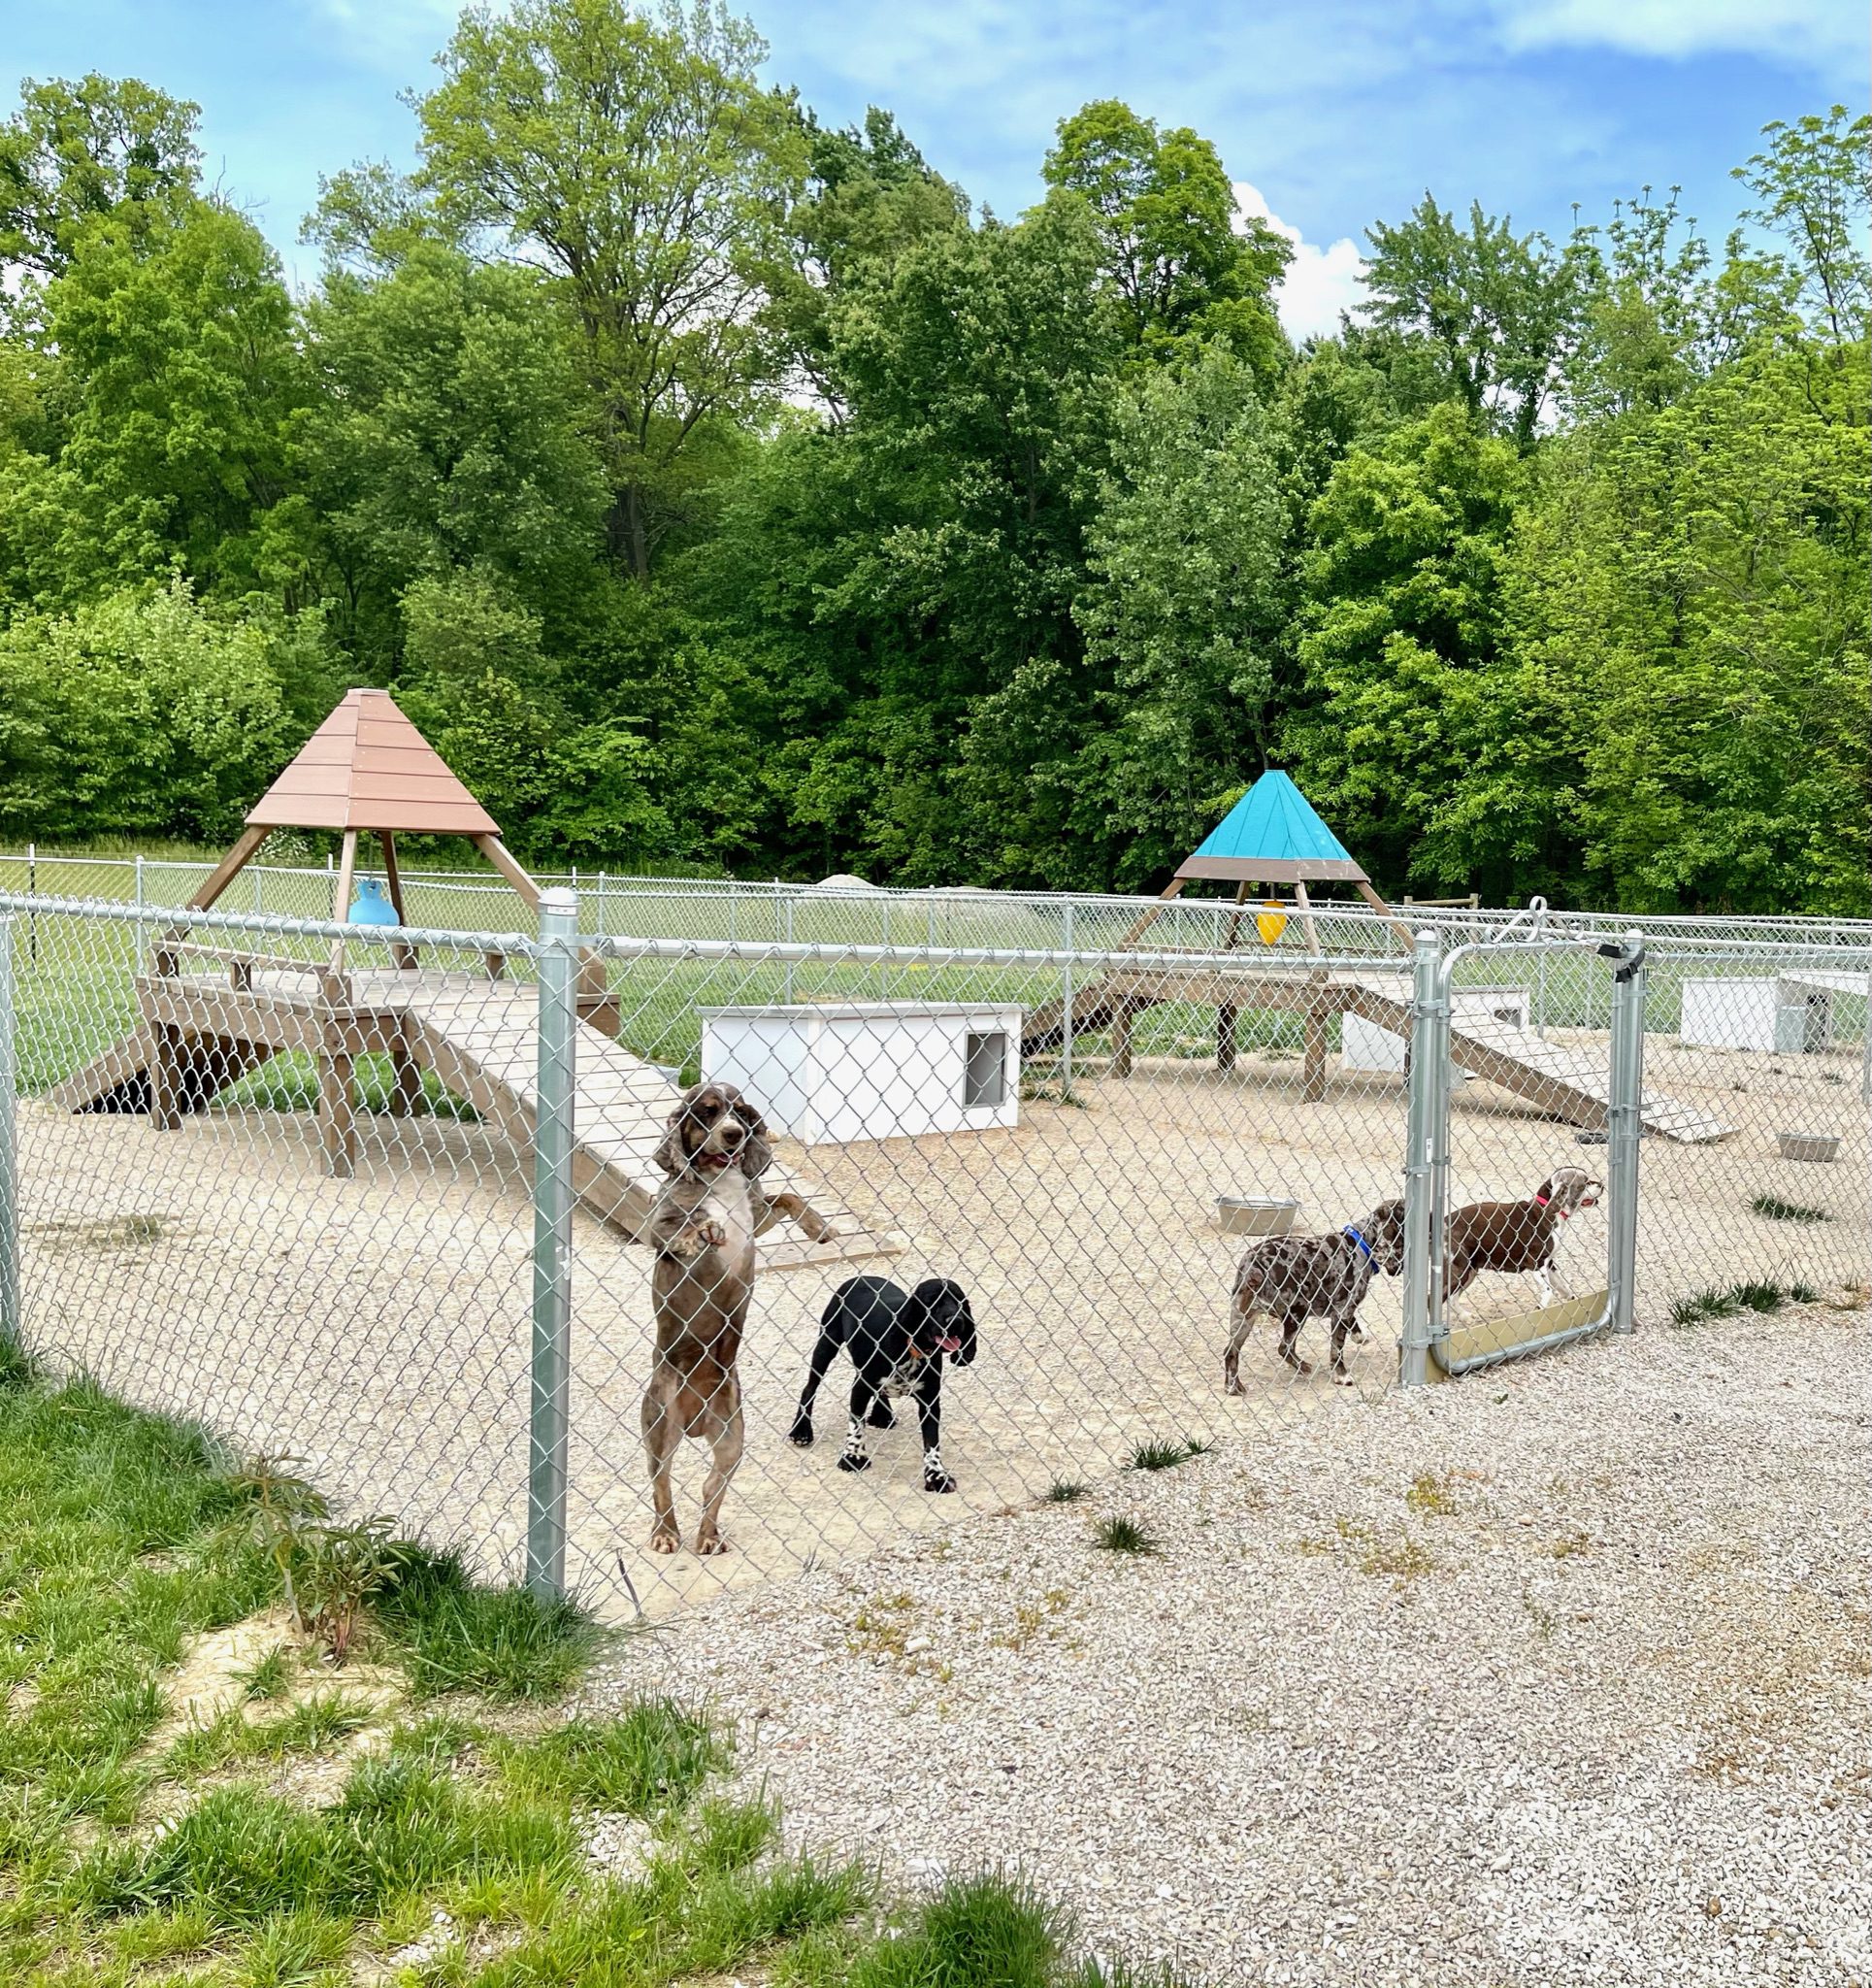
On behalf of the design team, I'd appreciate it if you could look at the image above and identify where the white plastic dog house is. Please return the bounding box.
[1342,988,1531,1084]
[700,1003,1022,1145]
[1679,977,1841,1054]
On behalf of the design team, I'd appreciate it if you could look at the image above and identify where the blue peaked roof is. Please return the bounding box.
[1175,770,1368,882]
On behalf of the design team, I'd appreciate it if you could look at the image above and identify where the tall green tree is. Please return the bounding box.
[1042,99,1290,381]
[0,73,200,284]
[1363,194,1586,447]
[411,0,805,578]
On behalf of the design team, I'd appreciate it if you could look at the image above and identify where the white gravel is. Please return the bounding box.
[584,1299,1872,1987]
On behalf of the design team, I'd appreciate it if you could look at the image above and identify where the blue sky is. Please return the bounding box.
[6,0,1863,333]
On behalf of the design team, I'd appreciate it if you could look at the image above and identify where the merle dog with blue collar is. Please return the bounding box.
[790,1276,977,1491]
[1225,1200,1405,1390]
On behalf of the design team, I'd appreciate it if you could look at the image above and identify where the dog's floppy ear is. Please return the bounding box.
[653,1094,697,1176]
[738,1098,772,1179]
[950,1285,978,1367]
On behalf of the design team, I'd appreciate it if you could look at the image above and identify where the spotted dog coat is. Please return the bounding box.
[641,1082,836,1556]
[790,1276,977,1492]
[1443,1167,1601,1309]
[1225,1200,1406,1390]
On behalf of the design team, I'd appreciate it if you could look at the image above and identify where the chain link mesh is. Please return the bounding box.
[1,863,1864,1624]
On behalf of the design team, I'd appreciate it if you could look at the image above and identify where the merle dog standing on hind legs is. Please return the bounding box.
[790,1276,978,1492]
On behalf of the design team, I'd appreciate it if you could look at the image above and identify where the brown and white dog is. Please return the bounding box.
[1442,1167,1602,1310]
[1226,1200,1406,1390]
[641,1082,834,1556]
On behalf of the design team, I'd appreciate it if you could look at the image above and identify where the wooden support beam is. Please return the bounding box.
[1217,1004,1237,1072]
[471,834,542,910]
[1302,1002,1329,1103]
[388,1017,423,1119]
[378,832,417,972]
[1358,879,1418,947]
[1293,878,1324,956]
[1110,1000,1134,1078]
[186,824,269,912]
[1117,877,1185,950]
[318,1040,357,1177]
[150,1023,183,1130]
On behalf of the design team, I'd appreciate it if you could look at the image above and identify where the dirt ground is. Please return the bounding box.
[14,1026,1866,1622]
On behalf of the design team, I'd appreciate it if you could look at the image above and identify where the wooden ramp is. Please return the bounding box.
[49,972,902,1273]
[1338,979,1734,1144]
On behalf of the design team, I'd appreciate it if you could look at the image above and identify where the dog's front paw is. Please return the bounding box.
[1330,1367,1355,1388]
[923,1470,957,1494]
[1223,1370,1243,1396]
[693,1527,730,1556]
[696,1218,728,1251]
[837,1451,870,1474]
[650,1525,681,1555]
[789,1417,814,1447]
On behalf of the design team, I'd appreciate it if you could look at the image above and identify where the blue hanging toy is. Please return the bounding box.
[349,876,400,926]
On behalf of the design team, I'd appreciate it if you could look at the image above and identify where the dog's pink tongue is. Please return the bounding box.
[937,1336,962,1352]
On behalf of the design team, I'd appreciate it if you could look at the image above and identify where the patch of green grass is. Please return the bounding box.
[500,1700,727,1815]
[373,1544,601,1700]
[0,1371,1179,1988]
[1126,1437,1207,1473]
[1670,1286,1742,1326]
[1751,1194,1830,1224]
[1729,1279,1785,1314]
[1789,1281,1820,1303]
[849,1872,1065,1988]
[1092,1516,1156,1556]
[1044,1479,1088,1504]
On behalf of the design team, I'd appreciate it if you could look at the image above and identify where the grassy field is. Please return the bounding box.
[0,1351,1168,1988]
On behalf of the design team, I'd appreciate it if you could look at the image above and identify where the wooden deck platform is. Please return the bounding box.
[49,962,902,1273]
[1022,962,1732,1143]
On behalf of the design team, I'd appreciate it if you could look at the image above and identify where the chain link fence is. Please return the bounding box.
[0,876,1864,1622]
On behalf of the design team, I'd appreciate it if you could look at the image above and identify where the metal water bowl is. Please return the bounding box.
[1217,1195,1300,1238]
[1776,1132,1840,1164]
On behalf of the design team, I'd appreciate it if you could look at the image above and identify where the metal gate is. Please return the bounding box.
[1398,930,1648,1382]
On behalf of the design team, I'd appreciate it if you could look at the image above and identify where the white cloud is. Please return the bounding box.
[1232,182,1369,344]
[1488,0,1863,69]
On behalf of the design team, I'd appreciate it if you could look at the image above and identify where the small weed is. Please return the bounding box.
[1404,1472,1457,1516]
[848,1592,917,1660]
[1752,1195,1829,1224]
[1789,1281,1819,1303]
[1092,1515,1155,1555]
[234,1645,294,1703]
[1045,1479,1088,1504]
[1670,1286,1740,1327]
[1551,1529,1593,1560]
[1127,1437,1207,1473]
[1729,1279,1785,1314]
[1359,1535,1436,1579]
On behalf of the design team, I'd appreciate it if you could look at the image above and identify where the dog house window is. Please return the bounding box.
[964,1029,1008,1108]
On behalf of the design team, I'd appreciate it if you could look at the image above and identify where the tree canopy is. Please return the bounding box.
[0,18,1863,913]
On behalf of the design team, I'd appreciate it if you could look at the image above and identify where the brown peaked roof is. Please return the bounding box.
[246,688,500,836]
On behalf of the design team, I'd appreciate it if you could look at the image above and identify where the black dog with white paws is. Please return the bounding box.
[789,1276,977,1492]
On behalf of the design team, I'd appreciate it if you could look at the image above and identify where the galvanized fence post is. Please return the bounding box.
[0,917,17,1358]
[1061,902,1075,1093]
[1606,930,1648,1335]
[1398,929,1443,1388]
[527,887,577,1601]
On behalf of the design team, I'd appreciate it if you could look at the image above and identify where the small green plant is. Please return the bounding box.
[234,1645,293,1703]
[373,1544,599,1699]
[1728,1279,1785,1314]
[851,1872,1065,1988]
[221,1454,329,1631]
[1092,1515,1155,1555]
[1789,1281,1820,1303]
[296,1516,405,1665]
[1405,1472,1457,1516]
[1045,1479,1088,1504]
[1752,1194,1829,1223]
[1670,1286,1741,1326]
[1127,1436,1207,1473]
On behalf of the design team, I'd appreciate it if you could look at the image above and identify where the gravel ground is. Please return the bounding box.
[585,1299,1871,1987]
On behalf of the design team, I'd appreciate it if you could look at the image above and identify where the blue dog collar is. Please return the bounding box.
[1343,1226,1373,1261]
